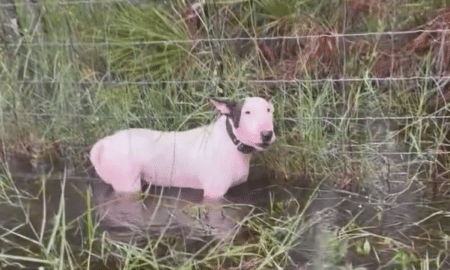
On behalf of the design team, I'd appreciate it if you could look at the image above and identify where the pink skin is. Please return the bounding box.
[90,97,276,200]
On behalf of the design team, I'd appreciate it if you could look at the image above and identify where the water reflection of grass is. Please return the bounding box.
[1,169,449,269]
[1,0,450,269]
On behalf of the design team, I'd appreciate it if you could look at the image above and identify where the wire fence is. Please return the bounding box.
[0,0,125,6]
[3,0,450,159]
[4,111,450,121]
[2,28,450,47]
[12,75,450,85]
[2,5,450,268]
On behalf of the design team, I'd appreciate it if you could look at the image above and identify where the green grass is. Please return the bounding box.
[1,0,450,269]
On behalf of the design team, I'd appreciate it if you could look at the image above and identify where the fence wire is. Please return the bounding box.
[2,0,450,159]
[12,75,450,85]
[0,0,126,7]
[2,28,450,47]
[4,111,450,122]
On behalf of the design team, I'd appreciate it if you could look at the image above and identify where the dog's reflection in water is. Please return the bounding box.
[89,179,249,242]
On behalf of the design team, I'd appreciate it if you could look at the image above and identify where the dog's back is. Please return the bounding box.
[90,125,215,192]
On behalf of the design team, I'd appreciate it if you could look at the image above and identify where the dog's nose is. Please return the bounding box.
[261,130,273,142]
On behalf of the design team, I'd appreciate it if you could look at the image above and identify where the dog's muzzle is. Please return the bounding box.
[261,130,273,143]
[257,130,275,149]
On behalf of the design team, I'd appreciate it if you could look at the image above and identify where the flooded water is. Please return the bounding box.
[1,143,450,269]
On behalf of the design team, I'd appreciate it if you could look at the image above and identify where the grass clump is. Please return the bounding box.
[105,3,195,80]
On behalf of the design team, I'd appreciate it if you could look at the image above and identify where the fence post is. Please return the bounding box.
[24,0,43,45]
[0,0,20,56]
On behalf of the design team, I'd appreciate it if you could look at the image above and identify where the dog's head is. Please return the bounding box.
[211,97,275,151]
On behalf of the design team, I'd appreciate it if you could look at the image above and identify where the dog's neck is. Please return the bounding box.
[225,117,255,154]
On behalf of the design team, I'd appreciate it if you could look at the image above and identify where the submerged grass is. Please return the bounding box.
[1,0,450,269]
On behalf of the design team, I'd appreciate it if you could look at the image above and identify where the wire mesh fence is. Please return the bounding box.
[2,2,450,269]
[2,0,450,169]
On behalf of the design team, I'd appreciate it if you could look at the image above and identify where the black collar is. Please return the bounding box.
[225,117,255,154]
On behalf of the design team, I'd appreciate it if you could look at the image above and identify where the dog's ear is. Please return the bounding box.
[263,96,272,103]
[210,98,237,115]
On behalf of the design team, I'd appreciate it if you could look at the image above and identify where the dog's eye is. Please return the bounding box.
[267,108,271,112]
[245,111,251,115]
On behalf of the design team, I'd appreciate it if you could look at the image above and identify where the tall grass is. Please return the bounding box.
[1,0,450,269]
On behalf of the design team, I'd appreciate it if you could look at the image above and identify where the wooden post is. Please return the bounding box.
[0,0,20,48]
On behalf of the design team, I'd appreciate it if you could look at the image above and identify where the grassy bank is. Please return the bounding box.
[1,0,450,269]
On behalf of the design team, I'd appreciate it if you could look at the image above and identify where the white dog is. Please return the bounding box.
[90,97,275,200]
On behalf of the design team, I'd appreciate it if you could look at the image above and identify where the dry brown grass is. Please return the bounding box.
[257,16,341,80]
[348,0,388,21]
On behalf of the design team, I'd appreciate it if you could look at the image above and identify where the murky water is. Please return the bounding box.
[1,144,450,269]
